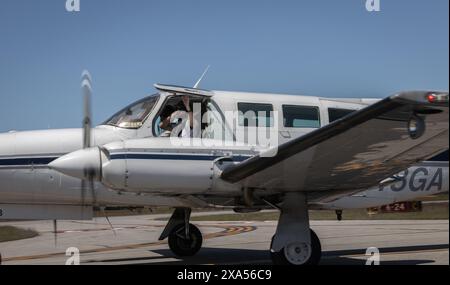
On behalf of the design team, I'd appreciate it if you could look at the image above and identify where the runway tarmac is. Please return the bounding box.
[0,214,448,265]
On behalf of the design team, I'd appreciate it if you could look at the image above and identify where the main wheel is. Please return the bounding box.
[270,229,321,265]
[168,223,203,257]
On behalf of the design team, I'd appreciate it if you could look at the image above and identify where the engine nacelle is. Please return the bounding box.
[101,150,214,194]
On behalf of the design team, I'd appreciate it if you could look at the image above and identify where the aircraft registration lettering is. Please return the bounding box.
[379,168,443,192]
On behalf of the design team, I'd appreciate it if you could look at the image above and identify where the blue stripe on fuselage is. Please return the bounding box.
[0,157,59,166]
[0,153,251,166]
[0,149,446,166]
[110,153,251,162]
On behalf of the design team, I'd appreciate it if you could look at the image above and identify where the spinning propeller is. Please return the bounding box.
[80,70,98,208]
[51,70,115,246]
[49,66,213,244]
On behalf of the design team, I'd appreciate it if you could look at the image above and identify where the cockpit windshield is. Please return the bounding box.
[102,94,160,129]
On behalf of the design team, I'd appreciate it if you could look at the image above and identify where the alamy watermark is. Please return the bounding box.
[78,71,279,157]
[365,247,380,265]
[65,247,80,265]
[66,0,80,12]
[166,102,279,157]
[366,0,381,12]
[65,1,380,14]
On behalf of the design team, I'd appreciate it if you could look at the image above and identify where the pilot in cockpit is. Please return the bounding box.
[158,96,193,138]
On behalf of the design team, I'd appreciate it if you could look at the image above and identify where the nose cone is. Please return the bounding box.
[49,147,102,180]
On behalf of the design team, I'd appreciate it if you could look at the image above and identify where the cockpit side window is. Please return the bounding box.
[152,96,232,140]
[102,95,159,129]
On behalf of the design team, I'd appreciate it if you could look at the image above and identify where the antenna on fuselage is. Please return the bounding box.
[193,65,210,89]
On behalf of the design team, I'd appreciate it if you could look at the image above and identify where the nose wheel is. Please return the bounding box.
[159,208,203,257]
[168,223,203,257]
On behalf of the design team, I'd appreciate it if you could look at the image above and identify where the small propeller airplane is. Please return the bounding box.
[0,70,448,265]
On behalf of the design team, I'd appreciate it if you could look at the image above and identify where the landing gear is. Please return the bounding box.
[168,223,203,257]
[159,207,203,257]
[270,229,321,265]
[270,192,322,265]
[335,210,343,221]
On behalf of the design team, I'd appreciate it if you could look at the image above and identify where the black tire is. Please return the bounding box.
[270,229,321,265]
[168,223,203,257]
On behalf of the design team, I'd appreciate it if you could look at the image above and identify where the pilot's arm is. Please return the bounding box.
[159,115,172,131]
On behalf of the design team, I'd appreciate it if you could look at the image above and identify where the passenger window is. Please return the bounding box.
[328,108,356,123]
[282,105,320,128]
[238,103,274,127]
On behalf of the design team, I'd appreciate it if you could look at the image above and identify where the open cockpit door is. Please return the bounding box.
[154,83,214,97]
[152,84,215,137]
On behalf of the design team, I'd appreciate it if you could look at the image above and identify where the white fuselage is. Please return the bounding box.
[0,90,447,219]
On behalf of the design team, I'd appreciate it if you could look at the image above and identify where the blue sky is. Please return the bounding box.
[0,0,448,132]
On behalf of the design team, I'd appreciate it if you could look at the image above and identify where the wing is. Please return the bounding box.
[221,91,449,192]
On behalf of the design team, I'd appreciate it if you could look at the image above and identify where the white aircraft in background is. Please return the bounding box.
[0,73,448,265]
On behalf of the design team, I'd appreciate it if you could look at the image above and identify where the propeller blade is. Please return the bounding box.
[81,70,93,216]
[81,70,93,149]
[53,220,58,247]
[81,179,86,208]
[89,177,97,206]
